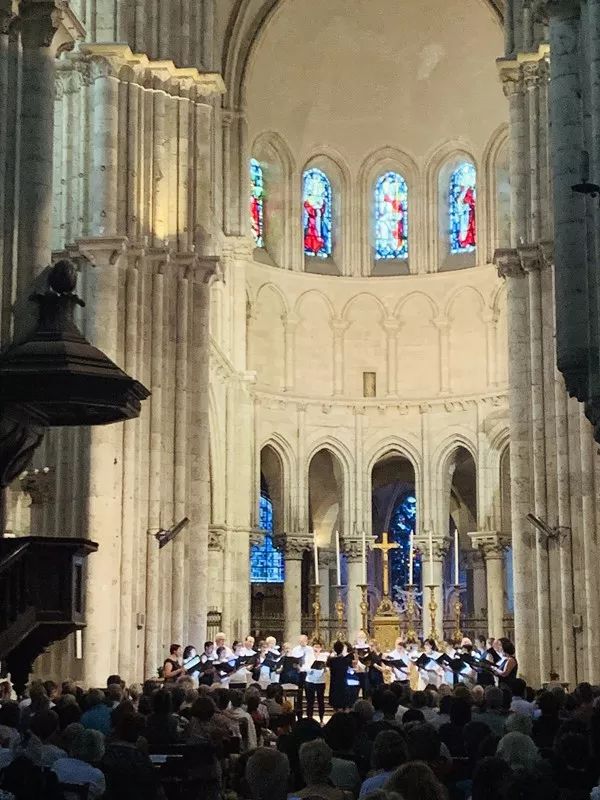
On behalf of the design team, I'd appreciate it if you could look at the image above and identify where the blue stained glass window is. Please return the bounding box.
[375,172,408,260]
[389,494,420,599]
[449,162,477,254]
[250,493,285,583]
[250,158,265,248]
[303,168,332,258]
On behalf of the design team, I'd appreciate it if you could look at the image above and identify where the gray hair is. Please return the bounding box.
[496,731,540,770]
[245,747,290,800]
[299,739,333,785]
[505,712,533,737]
[70,729,105,764]
[353,698,375,723]
[484,686,504,710]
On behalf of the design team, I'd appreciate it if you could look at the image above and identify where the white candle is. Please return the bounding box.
[428,529,434,585]
[335,529,341,585]
[313,534,319,583]
[454,528,459,586]
[361,529,367,584]
[408,530,414,585]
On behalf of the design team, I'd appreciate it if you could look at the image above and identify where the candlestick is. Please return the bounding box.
[335,530,341,585]
[313,534,319,580]
[334,584,346,643]
[404,583,418,642]
[428,529,434,585]
[408,530,414,585]
[452,584,463,643]
[358,583,369,636]
[425,584,439,643]
[454,528,459,586]
[311,583,322,642]
[361,529,367,584]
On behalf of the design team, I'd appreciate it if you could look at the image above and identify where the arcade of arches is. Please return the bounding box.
[2,0,600,691]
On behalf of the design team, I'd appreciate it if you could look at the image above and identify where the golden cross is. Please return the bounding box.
[372,531,399,597]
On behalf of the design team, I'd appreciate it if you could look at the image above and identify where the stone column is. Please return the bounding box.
[383,318,400,396]
[499,63,528,246]
[188,256,220,649]
[469,532,509,640]
[342,538,364,641]
[78,237,128,687]
[434,319,450,393]
[318,549,334,625]
[545,0,588,399]
[464,550,487,620]
[16,2,71,295]
[332,319,348,396]
[207,528,225,615]
[282,535,311,642]
[415,535,449,639]
[283,314,298,392]
[495,248,538,684]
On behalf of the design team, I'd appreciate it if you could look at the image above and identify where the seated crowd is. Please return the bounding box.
[1,672,600,800]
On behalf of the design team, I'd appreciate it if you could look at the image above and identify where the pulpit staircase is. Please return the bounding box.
[0,536,97,691]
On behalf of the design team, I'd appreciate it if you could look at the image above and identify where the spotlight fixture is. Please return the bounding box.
[572,149,600,197]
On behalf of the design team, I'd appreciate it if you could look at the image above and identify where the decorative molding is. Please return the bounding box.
[341,537,365,561]
[468,530,510,557]
[414,535,450,560]
[278,534,313,559]
[19,467,54,505]
[494,248,525,279]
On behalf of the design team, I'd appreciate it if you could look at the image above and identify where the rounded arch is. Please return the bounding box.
[222,0,504,111]
[341,291,389,324]
[490,279,507,320]
[251,131,296,268]
[254,281,290,316]
[444,284,487,321]
[423,140,481,271]
[357,146,420,276]
[482,123,510,259]
[394,290,439,322]
[293,289,336,321]
[259,435,296,532]
[301,147,352,276]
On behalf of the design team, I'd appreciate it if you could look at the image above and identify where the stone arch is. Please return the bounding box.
[357,146,420,276]
[483,123,510,258]
[424,140,482,271]
[394,291,439,322]
[251,131,296,267]
[294,290,336,395]
[445,285,488,393]
[341,293,389,397]
[307,444,349,550]
[251,283,289,390]
[395,292,441,397]
[301,147,352,276]
[305,437,354,531]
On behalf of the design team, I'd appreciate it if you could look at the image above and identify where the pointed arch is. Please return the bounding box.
[483,123,510,259]
[306,437,354,533]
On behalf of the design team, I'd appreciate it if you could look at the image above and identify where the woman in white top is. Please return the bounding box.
[228,641,252,690]
[304,641,328,723]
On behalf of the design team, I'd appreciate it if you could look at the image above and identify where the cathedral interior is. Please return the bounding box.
[0,0,599,691]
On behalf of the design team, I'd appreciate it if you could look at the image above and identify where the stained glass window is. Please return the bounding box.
[303,168,332,258]
[250,158,265,248]
[375,172,408,260]
[389,494,420,599]
[250,492,285,583]
[449,162,477,254]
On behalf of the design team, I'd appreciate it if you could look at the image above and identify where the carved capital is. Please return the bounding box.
[76,236,129,268]
[538,0,581,20]
[518,244,542,273]
[331,318,349,336]
[18,0,84,54]
[19,467,53,505]
[341,537,366,561]
[495,248,526,280]
[279,534,313,560]
[498,63,523,99]
[0,1,15,35]
[248,530,264,548]
[538,240,554,270]
[208,528,225,552]
[414,535,450,560]
[522,60,541,90]
[468,531,510,557]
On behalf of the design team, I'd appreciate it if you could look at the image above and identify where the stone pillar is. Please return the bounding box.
[546,0,588,398]
[434,319,450,393]
[318,549,334,625]
[415,535,448,639]
[207,528,225,615]
[499,63,528,246]
[16,2,70,294]
[469,532,509,640]
[282,535,310,642]
[465,550,487,619]
[342,538,364,641]
[283,314,298,392]
[495,248,538,684]
[332,319,348,396]
[188,256,220,650]
[383,318,400,396]
[78,237,128,687]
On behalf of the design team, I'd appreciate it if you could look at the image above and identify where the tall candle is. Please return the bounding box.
[361,529,367,584]
[313,534,319,582]
[454,528,459,586]
[335,529,341,585]
[428,529,434,585]
[408,529,414,585]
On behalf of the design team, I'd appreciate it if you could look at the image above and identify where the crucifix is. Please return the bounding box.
[372,531,399,597]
